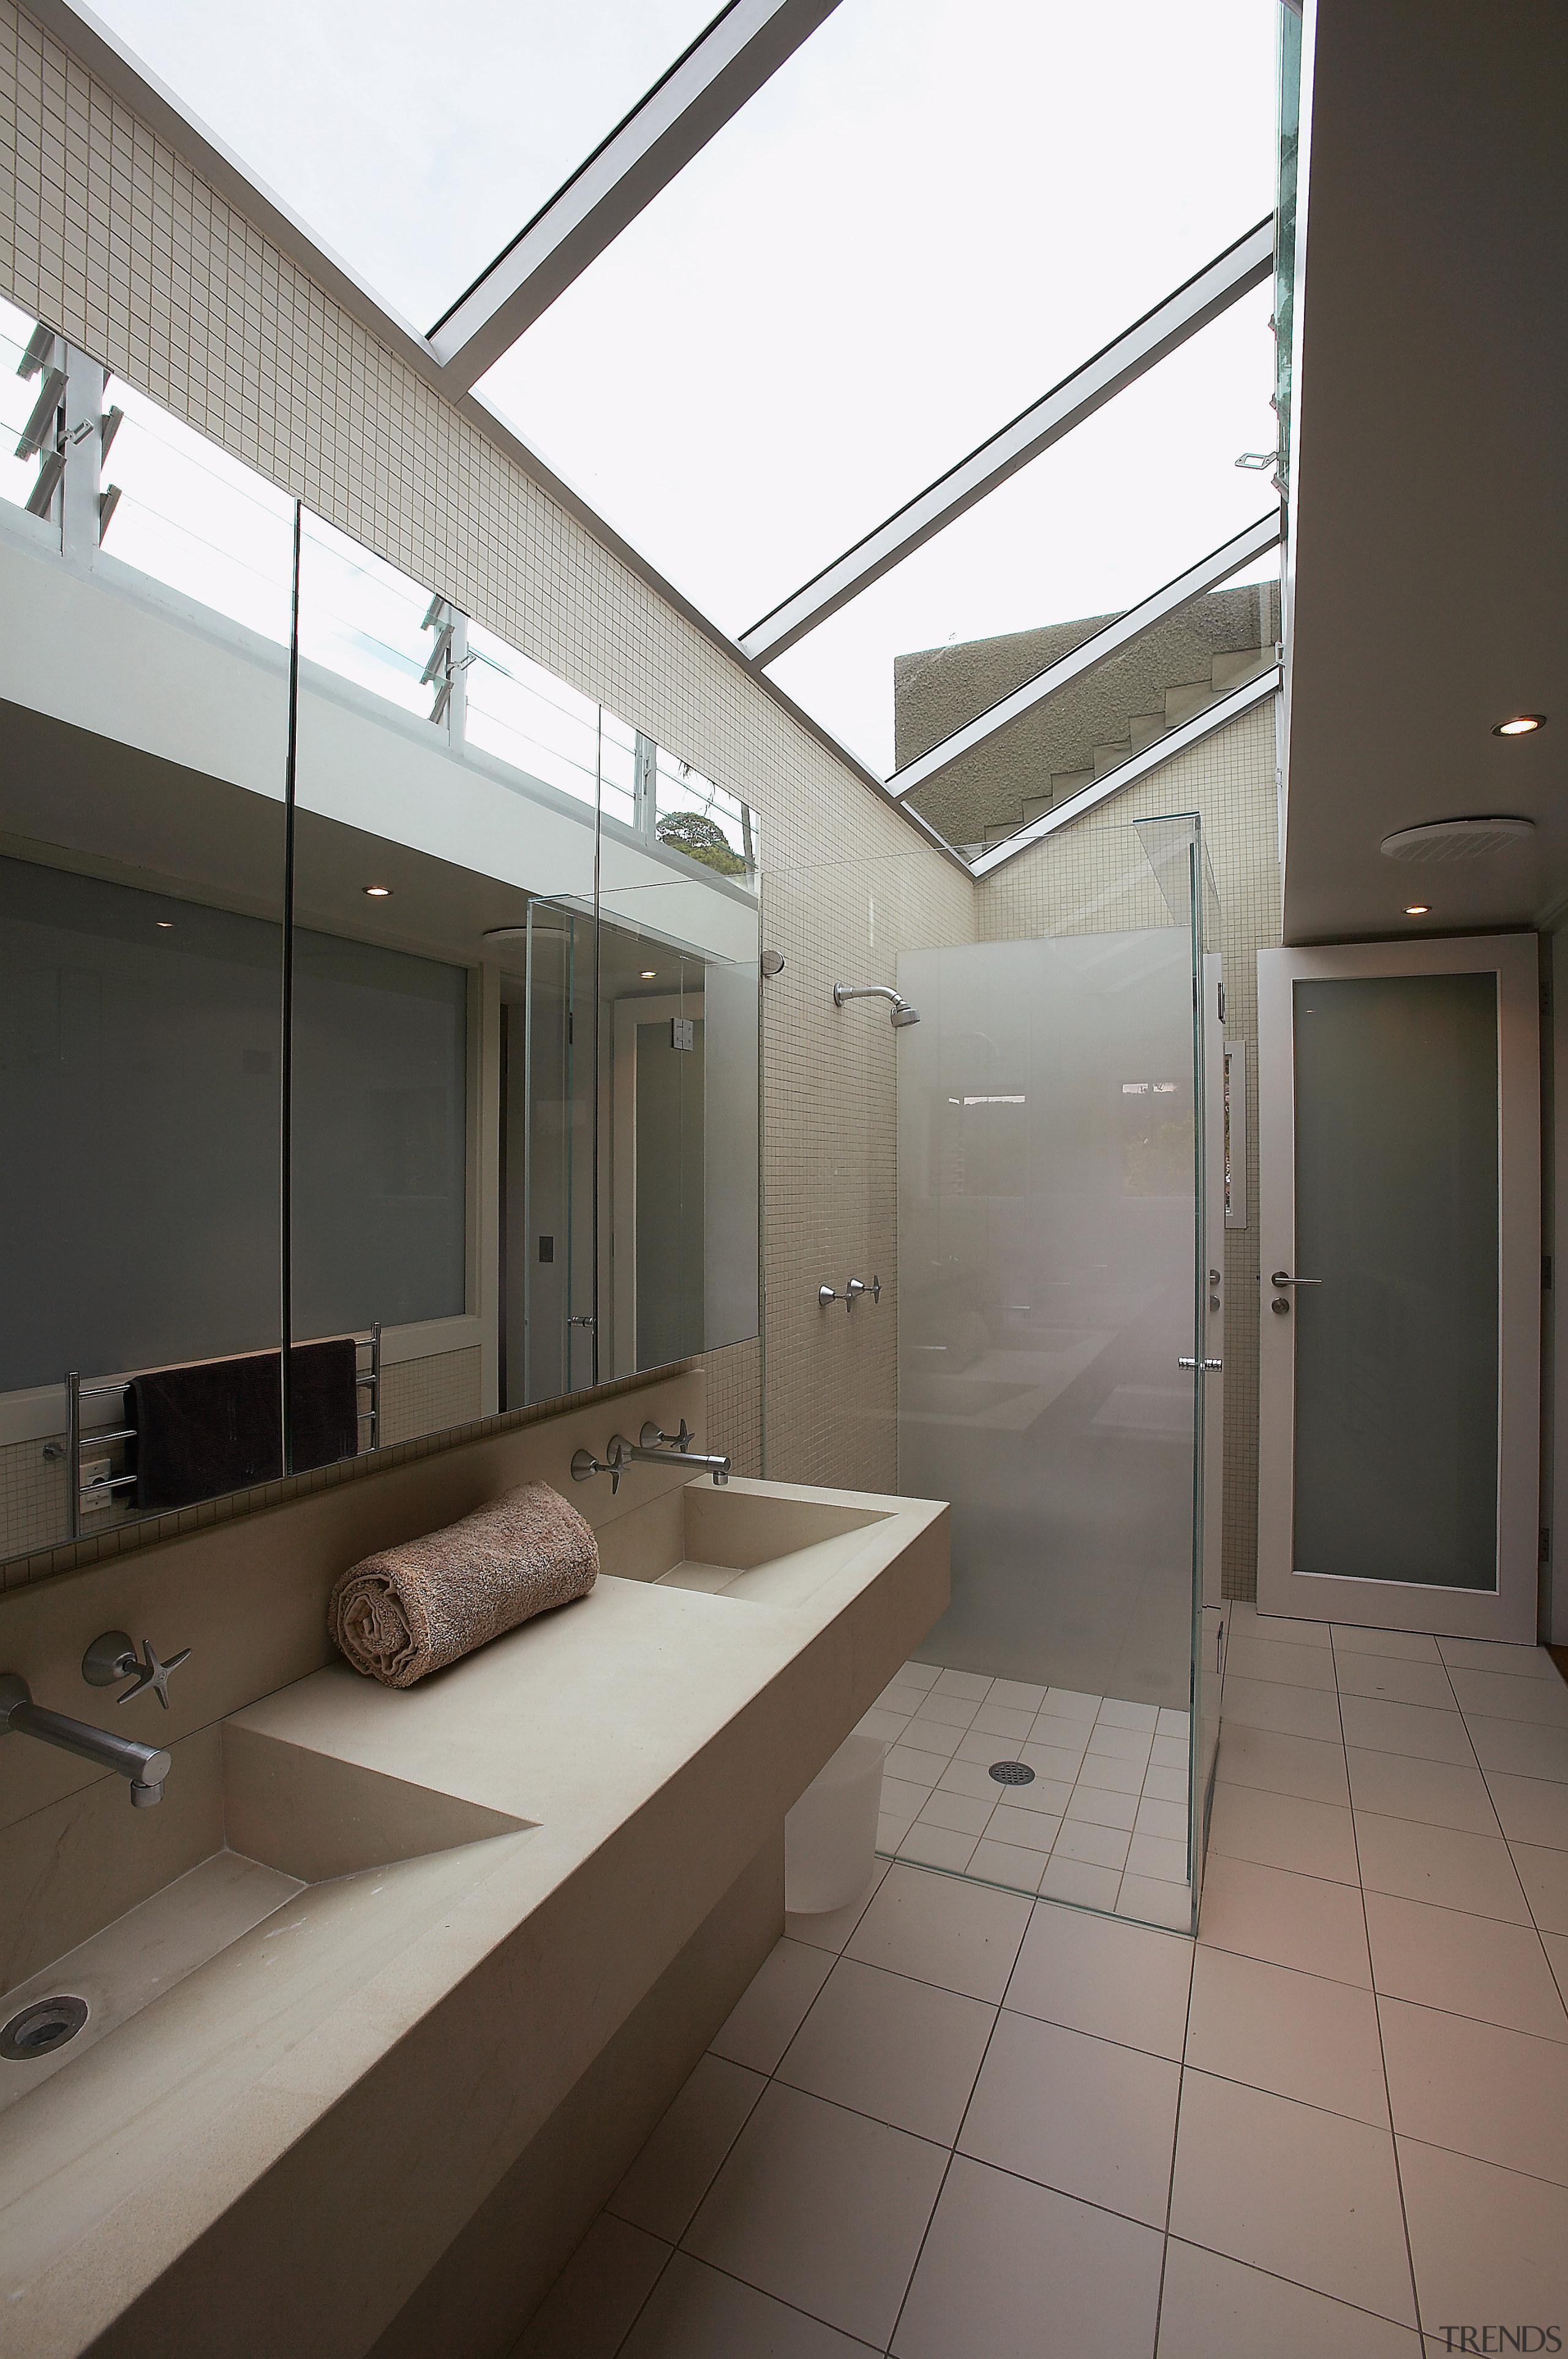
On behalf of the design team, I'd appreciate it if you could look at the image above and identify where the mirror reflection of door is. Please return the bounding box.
[499,903,597,1410]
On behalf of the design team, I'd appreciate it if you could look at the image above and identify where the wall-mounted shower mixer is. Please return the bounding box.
[818,1276,881,1312]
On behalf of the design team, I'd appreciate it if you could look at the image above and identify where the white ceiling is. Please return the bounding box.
[1281,0,1567,946]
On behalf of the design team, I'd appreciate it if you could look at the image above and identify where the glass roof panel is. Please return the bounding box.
[92,0,725,330]
[476,0,1276,639]
[765,285,1279,777]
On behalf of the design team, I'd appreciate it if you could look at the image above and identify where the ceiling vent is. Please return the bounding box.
[1379,817,1535,863]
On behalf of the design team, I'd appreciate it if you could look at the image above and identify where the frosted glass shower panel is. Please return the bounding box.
[897,928,1197,1707]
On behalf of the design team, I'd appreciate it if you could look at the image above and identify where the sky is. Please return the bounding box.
[88,0,1281,777]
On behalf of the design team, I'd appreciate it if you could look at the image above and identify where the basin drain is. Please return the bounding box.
[989,1761,1035,1786]
[1,1995,88,2060]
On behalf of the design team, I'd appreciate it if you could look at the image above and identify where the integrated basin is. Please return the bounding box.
[627,1479,895,1607]
[0,1724,530,2297]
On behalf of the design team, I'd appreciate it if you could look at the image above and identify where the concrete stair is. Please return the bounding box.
[965,643,1273,859]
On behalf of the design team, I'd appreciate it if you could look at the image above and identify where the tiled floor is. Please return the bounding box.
[862,1659,1193,1929]
[516,1607,1568,2357]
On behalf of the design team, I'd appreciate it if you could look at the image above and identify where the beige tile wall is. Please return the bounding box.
[976,701,1283,1598]
[0,1,965,1580]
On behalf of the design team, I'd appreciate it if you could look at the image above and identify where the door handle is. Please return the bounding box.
[1270,1272,1322,1286]
[1178,1357,1223,1370]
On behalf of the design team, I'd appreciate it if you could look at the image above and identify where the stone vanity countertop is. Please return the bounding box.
[2,1476,948,2359]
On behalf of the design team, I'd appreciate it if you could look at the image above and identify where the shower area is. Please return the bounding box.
[880,813,1225,1934]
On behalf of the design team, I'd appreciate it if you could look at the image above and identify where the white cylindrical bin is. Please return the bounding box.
[784,1731,886,1916]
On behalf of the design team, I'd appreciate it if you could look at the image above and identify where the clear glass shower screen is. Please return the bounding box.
[1291,971,1501,1590]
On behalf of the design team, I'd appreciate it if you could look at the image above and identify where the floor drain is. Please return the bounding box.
[1,1996,88,2061]
[989,1761,1035,1786]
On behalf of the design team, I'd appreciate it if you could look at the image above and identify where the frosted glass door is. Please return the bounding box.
[1257,937,1539,1642]
[1294,972,1498,1588]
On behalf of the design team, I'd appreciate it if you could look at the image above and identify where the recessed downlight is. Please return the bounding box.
[155,919,173,929]
[640,968,656,979]
[1404,904,1430,916]
[1493,714,1546,736]
[363,884,392,897]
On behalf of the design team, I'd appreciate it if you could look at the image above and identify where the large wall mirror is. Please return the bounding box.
[0,300,760,1566]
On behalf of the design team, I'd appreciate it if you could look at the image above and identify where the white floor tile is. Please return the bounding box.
[1068,1782,1140,1832]
[1074,1750,1147,1797]
[1055,1819,1133,1872]
[891,2154,1164,2359]
[1169,2071,1415,2324]
[1487,1769,1568,1849]
[1140,1762,1189,1805]
[1185,1946,1388,2126]
[1025,1713,1091,1760]
[846,1862,1031,2002]
[1245,1606,1335,1647]
[1344,1746,1499,1835]
[684,2083,946,2350]
[511,2214,671,2359]
[1025,1737,1104,1784]
[1226,1634,1336,1691]
[610,2054,767,2242]
[986,1803,1061,1855]
[786,1857,891,1955]
[1038,1855,1124,1909]
[1097,1697,1161,1731]
[1541,1929,1568,2005]
[1363,1891,1568,2040]
[969,1838,1047,1892]
[1331,1654,1459,1711]
[1197,1854,1371,1987]
[1087,1721,1156,1764]
[971,1702,1033,1740]
[619,2254,880,2358]
[1208,1784,1360,1884]
[1330,1625,1442,1663]
[882,1774,938,1823]
[1449,1664,1568,1726]
[900,1661,940,1689]
[911,1692,980,1733]
[1437,1636,1558,1680]
[1338,1695,1476,1765]
[1117,1873,1193,1930]
[1150,1733,1191,1770]
[994,1772,1074,1816]
[897,1822,978,1874]
[987,1677,1047,1712]
[879,1811,919,1852]
[1215,1722,1351,1806]
[1156,1707,1192,1735]
[1156,2240,1421,2358]
[916,1788,995,1838]
[1125,1832,1189,1882]
[934,1667,992,1701]
[1044,1687,1102,1721]
[960,2009,1179,2227]
[856,1708,909,1742]
[934,1756,1005,1801]
[1466,1713,1568,1783]
[1398,2138,1568,2331]
[710,1939,835,2074]
[1005,1900,1193,2058]
[1509,1840,1568,1933]
[878,1678,932,1713]
[777,1955,996,2145]
[1133,1795,1188,1844]
[1352,1811,1531,1922]
[1378,1993,1568,2186]
[1223,1674,1344,1744]
[894,1721,960,1763]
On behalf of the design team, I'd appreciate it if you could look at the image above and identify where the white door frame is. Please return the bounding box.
[1256,934,1540,1642]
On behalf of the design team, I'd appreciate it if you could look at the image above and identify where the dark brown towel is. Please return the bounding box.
[329,1481,598,1688]
[127,1338,360,1512]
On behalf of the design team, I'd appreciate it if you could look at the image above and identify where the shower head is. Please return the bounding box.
[834,983,920,1029]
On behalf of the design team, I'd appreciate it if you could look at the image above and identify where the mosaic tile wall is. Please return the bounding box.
[0,1,967,1582]
[976,701,1284,1599]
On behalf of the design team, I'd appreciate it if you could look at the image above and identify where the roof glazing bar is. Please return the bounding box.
[888,510,1282,806]
[429,0,842,388]
[740,218,1275,666]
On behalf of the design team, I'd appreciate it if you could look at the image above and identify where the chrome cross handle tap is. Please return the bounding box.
[82,1630,192,1709]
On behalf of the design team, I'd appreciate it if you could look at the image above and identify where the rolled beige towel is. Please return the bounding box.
[329,1481,598,1688]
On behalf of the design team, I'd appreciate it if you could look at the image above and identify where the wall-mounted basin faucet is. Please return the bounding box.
[1,1672,172,1806]
[571,1423,732,1490]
